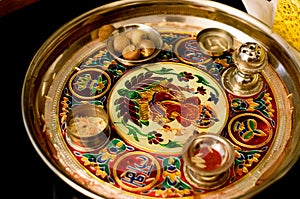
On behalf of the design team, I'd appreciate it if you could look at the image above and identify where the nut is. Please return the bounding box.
[139,39,156,57]
[122,44,141,60]
[126,29,147,45]
[113,35,131,53]
[98,24,116,42]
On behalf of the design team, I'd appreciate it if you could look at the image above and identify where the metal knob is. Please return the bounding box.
[182,132,235,189]
[222,42,268,96]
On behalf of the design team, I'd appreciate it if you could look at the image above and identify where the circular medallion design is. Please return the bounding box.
[174,37,213,65]
[227,113,273,148]
[112,151,161,192]
[108,62,229,154]
[68,68,111,99]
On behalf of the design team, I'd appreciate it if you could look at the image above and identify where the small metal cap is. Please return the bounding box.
[222,42,268,97]
[233,42,268,75]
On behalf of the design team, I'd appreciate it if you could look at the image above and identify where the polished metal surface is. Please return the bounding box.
[197,28,234,56]
[222,42,268,97]
[182,132,234,189]
[21,0,300,198]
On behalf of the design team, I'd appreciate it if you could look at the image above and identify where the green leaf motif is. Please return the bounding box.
[243,131,253,140]
[159,67,173,73]
[117,88,127,96]
[126,90,141,99]
[161,140,182,148]
[140,120,150,126]
[195,74,209,85]
[249,119,256,131]
[91,87,96,94]
[128,127,139,142]
[102,79,107,85]
[94,101,103,106]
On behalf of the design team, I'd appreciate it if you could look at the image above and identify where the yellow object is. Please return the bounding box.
[272,0,300,52]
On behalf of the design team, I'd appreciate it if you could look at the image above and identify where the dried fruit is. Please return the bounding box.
[122,44,141,60]
[98,24,116,42]
[139,39,155,57]
[126,29,147,45]
[113,35,130,53]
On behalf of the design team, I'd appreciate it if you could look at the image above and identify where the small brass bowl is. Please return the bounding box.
[107,23,163,66]
[182,132,235,189]
[66,103,111,152]
[196,28,234,56]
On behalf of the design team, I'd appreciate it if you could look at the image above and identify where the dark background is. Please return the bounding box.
[2,0,299,198]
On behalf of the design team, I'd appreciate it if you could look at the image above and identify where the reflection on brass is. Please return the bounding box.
[184,166,230,189]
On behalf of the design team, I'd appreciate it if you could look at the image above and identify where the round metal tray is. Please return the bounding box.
[21,0,300,198]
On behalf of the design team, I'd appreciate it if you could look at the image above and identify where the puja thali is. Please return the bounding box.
[21,0,300,199]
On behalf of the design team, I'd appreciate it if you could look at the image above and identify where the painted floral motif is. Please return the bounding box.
[230,88,275,126]
[74,139,134,183]
[233,118,267,142]
[108,61,127,78]
[232,145,267,176]
[174,37,213,65]
[152,157,192,197]
[228,113,273,148]
[84,49,113,67]
[69,68,111,100]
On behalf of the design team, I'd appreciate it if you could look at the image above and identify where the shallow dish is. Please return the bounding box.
[196,28,234,56]
[106,23,163,66]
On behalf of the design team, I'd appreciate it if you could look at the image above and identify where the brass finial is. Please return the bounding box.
[222,42,268,96]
